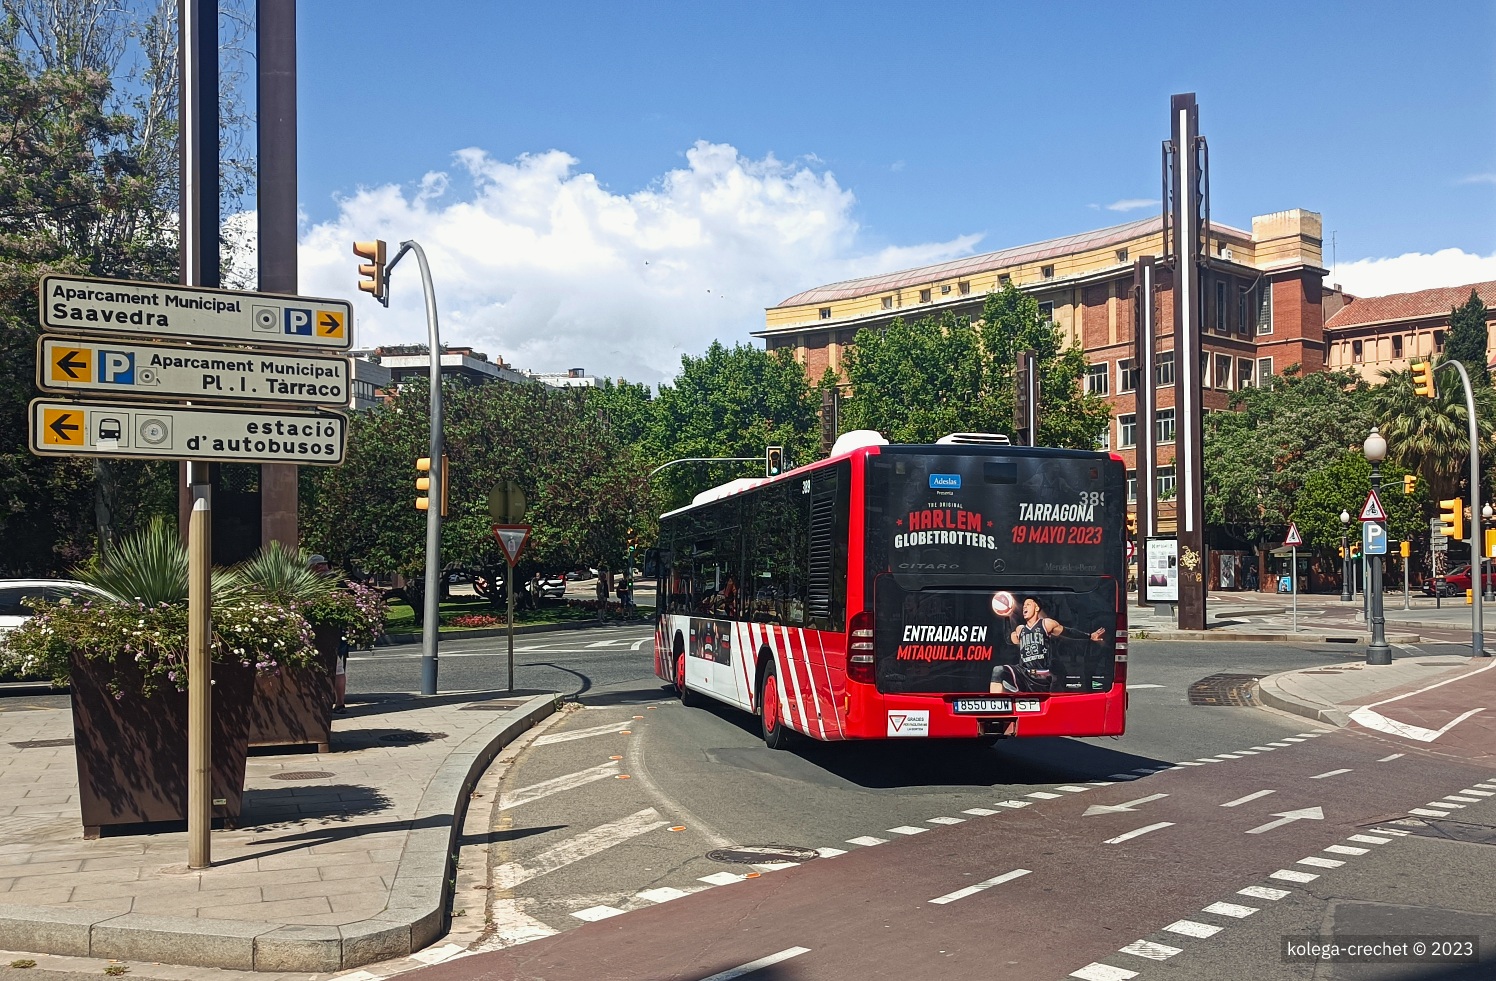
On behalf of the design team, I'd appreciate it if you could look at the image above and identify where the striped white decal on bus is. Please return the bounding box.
[773,625,814,735]
[734,621,756,710]
[810,627,843,739]
[792,626,828,740]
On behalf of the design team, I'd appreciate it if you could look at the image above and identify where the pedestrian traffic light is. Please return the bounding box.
[416,454,449,516]
[354,240,387,305]
[766,445,784,476]
[1438,498,1464,540]
[1403,474,1417,494]
[1411,360,1435,398]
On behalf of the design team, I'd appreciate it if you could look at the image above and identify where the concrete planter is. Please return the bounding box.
[247,624,338,754]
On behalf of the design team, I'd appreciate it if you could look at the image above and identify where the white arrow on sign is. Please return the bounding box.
[1084,793,1169,817]
[1245,806,1324,835]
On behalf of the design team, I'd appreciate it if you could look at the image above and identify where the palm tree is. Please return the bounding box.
[1371,359,1493,501]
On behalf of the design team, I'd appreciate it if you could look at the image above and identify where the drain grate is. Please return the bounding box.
[460,701,527,711]
[706,845,820,865]
[270,770,335,781]
[379,731,447,744]
[1187,673,1260,706]
[9,738,74,749]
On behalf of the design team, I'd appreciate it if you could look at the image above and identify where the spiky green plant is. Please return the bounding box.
[72,518,239,605]
[231,541,337,605]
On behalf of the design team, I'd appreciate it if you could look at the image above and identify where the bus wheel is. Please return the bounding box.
[675,652,699,707]
[760,663,792,750]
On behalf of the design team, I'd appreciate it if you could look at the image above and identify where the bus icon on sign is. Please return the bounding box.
[284,308,313,336]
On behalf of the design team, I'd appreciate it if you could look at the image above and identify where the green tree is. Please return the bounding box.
[1291,450,1422,563]
[1443,288,1490,387]
[1370,358,1496,503]
[649,342,820,512]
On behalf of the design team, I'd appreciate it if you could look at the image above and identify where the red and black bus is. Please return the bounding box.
[652,431,1127,748]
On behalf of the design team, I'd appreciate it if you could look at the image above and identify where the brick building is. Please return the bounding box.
[1325,280,1496,379]
[754,209,1329,523]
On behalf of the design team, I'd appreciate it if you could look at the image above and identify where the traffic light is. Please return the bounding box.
[1403,474,1417,495]
[1338,546,1345,558]
[1411,360,1435,398]
[766,445,784,477]
[1126,512,1137,538]
[1438,498,1464,540]
[354,240,387,305]
[1400,540,1410,558]
[416,454,449,516]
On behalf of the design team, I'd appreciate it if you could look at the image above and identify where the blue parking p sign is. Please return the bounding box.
[1363,520,1388,556]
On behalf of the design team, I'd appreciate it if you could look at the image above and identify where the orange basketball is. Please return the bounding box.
[991,590,1016,617]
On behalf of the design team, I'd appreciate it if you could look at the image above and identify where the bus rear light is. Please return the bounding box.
[1114,613,1128,686]
[847,611,876,684]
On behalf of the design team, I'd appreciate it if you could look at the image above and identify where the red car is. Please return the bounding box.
[1425,562,1496,596]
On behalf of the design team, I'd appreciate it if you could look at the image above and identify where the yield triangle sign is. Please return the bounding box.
[1284,522,1303,547]
[491,524,530,565]
[1359,489,1388,522]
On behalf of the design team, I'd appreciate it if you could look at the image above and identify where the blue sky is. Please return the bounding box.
[282,0,1496,383]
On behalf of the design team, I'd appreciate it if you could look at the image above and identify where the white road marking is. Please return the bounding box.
[752,862,799,872]
[571,905,625,921]
[847,836,887,846]
[1213,754,1243,760]
[1432,800,1466,808]
[1204,901,1258,918]
[1410,808,1451,817]
[533,721,635,746]
[1444,795,1482,803]
[1270,869,1319,883]
[1369,827,1412,835]
[1192,759,1222,764]
[474,899,558,949]
[1476,782,1496,790]
[927,816,965,825]
[1163,920,1221,938]
[1221,790,1274,808]
[1103,822,1173,845]
[409,943,466,965]
[1250,746,1277,751]
[1174,761,1203,766]
[1297,856,1344,869]
[492,808,669,889]
[1325,845,1369,856]
[501,761,619,809]
[1070,964,1138,981]
[700,946,812,981]
[1281,737,1307,743]
[1463,789,1494,797]
[1085,793,1169,817]
[586,639,629,648]
[888,825,928,835]
[631,638,650,651]
[1311,768,1352,779]
[995,800,1032,808]
[1027,791,1063,799]
[815,847,847,858]
[1351,705,1486,742]
[1348,834,1391,844]
[1239,886,1291,900]
[698,871,745,886]
[928,868,1031,905]
[637,887,692,904]
[1246,807,1324,835]
[1120,940,1182,960]
[1377,753,1405,762]
[963,808,1000,816]
[1267,741,1294,747]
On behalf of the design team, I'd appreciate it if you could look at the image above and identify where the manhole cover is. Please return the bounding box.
[9,738,74,749]
[1187,673,1260,706]
[379,731,447,744]
[270,771,335,781]
[706,845,820,865]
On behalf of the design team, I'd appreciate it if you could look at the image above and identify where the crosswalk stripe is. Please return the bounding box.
[929,868,1030,905]
[534,721,635,746]
[492,808,668,890]
[501,761,619,809]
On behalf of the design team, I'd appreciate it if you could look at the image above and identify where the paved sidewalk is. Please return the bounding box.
[0,688,556,972]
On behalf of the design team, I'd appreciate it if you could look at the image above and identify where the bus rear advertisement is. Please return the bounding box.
[652,432,1127,748]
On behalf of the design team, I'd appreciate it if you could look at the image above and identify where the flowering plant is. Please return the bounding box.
[304,580,388,649]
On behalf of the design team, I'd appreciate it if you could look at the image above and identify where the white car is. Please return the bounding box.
[0,579,108,636]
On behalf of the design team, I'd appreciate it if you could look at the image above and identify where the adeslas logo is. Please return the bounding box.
[929,473,961,489]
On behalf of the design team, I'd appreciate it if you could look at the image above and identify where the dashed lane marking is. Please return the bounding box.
[1056,785,1093,793]
[846,835,887,846]
[1239,885,1291,900]
[888,825,928,835]
[1378,753,1405,761]
[1296,856,1344,869]
[1203,901,1258,918]
[1163,919,1222,938]
[1027,791,1063,799]
[1324,845,1369,856]
[963,807,1000,816]
[815,847,847,858]
[570,905,625,921]
[1311,768,1353,779]
[927,816,965,825]
[995,800,1032,808]
[1411,807,1451,817]
[1119,940,1182,961]
[1270,869,1319,884]
[1103,822,1173,845]
[1070,963,1138,980]
[698,871,745,886]
[1348,834,1391,844]
[928,868,1031,905]
[701,946,811,981]
[1221,790,1274,807]
[1444,795,1482,803]
[636,887,692,903]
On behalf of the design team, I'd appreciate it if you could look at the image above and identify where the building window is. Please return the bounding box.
[999,274,1012,287]
[958,280,971,295]
[1156,465,1177,500]
[1126,470,1137,503]
[1434,329,1445,352]
[1119,414,1137,448]
[882,296,893,310]
[1116,248,1129,264]
[1257,357,1273,383]
[1041,264,1054,279]
[1156,408,1176,444]
[1215,353,1232,390]
[941,284,952,295]
[1096,426,1111,451]
[1256,284,1273,335]
[919,289,932,303]
[1118,358,1139,393]
[1215,281,1228,333]
[1156,350,1175,386]
[1352,340,1364,363]
[1086,362,1109,395]
[1238,357,1254,389]
[1392,335,1404,358]
[1238,290,1250,336]
[1038,301,1055,322]
[819,307,832,320]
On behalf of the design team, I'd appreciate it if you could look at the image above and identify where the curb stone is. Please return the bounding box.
[1253,677,1352,728]
[0,692,557,972]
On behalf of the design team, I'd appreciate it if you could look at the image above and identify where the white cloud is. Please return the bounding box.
[1105,198,1154,212]
[295,141,977,385]
[1329,248,1496,297]
[1456,173,1496,185]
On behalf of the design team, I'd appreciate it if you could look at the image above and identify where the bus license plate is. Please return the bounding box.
[954,698,1012,714]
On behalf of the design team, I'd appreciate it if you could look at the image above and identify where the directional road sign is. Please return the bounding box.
[1363,520,1388,556]
[37,335,350,408]
[29,399,346,466]
[40,275,353,351]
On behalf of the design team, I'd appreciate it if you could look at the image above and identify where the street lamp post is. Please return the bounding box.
[1340,510,1352,602]
[1364,428,1392,665]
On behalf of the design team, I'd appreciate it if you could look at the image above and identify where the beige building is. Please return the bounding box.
[1324,280,1496,379]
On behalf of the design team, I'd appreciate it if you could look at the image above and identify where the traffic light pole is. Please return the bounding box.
[386,241,445,693]
[1436,359,1486,658]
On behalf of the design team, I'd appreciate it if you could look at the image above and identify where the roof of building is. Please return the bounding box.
[773,215,1253,309]
[1324,280,1496,330]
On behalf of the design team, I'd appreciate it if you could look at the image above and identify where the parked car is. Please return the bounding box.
[1423,561,1495,597]
[530,575,566,600]
[0,579,109,636]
